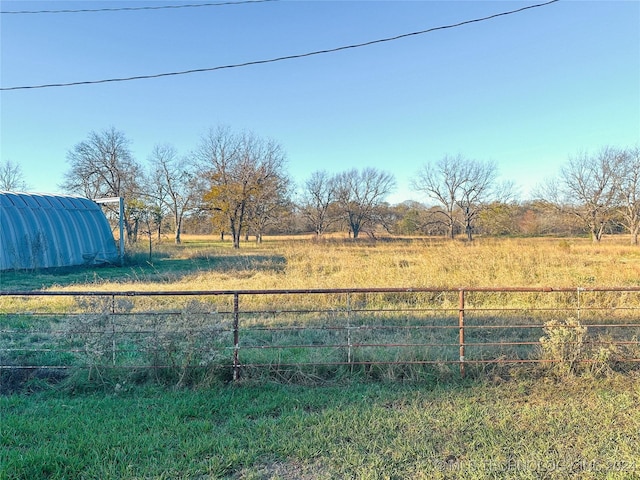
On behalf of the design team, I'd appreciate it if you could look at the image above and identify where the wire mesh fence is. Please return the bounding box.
[1,287,640,387]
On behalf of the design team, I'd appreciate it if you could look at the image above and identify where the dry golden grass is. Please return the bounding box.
[160,235,640,291]
[3,234,634,295]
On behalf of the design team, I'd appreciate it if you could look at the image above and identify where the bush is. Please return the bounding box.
[539,318,587,376]
[538,318,633,377]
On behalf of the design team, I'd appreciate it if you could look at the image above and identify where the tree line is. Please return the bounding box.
[2,126,638,246]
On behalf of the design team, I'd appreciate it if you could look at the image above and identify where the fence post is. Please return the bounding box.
[111,294,116,366]
[346,292,352,370]
[233,293,240,381]
[577,287,582,321]
[459,289,465,378]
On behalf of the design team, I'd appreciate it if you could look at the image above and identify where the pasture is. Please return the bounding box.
[1,235,640,479]
[3,234,640,292]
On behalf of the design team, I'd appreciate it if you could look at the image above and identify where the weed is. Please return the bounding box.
[538,318,639,378]
[539,318,587,376]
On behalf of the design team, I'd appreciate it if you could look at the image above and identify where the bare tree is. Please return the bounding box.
[0,159,29,191]
[616,146,640,245]
[412,155,461,239]
[553,147,623,242]
[145,157,170,242]
[148,144,202,244]
[127,198,161,260]
[412,155,499,240]
[334,168,396,239]
[457,161,501,241]
[62,127,143,243]
[246,169,293,243]
[299,170,339,237]
[197,126,288,248]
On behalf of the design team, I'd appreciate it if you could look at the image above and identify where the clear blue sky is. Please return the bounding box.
[1,0,639,204]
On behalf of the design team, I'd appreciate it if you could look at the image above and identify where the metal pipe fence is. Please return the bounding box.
[1,287,640,383]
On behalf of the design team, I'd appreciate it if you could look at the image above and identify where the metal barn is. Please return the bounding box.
[0,191,119,270]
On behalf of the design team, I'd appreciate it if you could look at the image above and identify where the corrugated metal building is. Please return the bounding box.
[0,191,119,270]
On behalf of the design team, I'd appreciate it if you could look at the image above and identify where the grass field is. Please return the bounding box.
[2,376,639,479]
[1,235,640,479]
[2,234,640,292]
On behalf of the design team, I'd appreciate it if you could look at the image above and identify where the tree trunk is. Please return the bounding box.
[174,214,182,244]
[128,219,139,244]
[231,223,241,248]
[591,223,604,243]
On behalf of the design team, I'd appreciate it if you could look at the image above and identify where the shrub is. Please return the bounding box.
[539,318,587,376]
[538,318,635,377]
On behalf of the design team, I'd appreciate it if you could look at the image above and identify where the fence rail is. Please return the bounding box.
[1,287,640,383]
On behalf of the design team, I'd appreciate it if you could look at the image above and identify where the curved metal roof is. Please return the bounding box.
[0,191,119,270]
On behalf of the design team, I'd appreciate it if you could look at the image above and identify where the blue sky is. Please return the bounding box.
[1,0,639,204]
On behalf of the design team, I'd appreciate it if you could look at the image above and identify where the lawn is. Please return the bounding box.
[1,376,639,479]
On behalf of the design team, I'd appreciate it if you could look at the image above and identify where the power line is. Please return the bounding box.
[0,0,560,92]
[1,0,277,15]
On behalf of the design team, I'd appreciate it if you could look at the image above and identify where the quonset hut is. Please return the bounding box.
[0,191,119,270]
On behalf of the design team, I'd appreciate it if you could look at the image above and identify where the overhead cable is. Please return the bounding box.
[1,0,277,15]
[0,0,560,91]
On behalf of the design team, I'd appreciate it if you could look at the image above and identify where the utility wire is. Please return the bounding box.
[1,0,277,15]
[0,0,559,91]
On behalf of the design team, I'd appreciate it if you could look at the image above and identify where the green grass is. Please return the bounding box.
[1,376,639,479]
